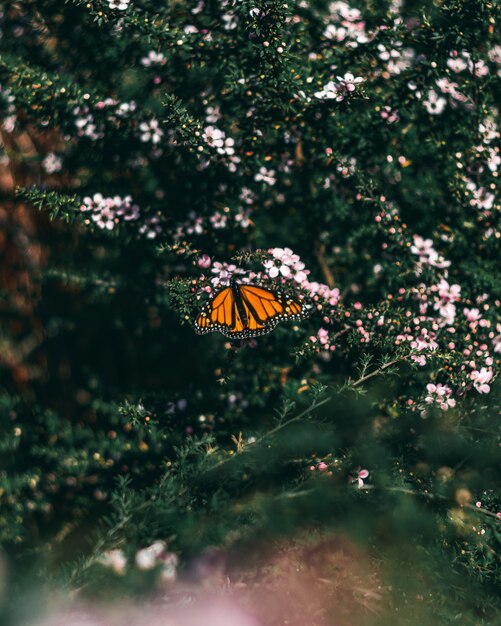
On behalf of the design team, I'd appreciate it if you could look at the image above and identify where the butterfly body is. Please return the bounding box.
[195,278,308,338]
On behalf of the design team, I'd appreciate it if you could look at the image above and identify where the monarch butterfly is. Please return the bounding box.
[194,278,308,338]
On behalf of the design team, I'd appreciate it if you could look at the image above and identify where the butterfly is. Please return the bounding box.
[194,278,309,338]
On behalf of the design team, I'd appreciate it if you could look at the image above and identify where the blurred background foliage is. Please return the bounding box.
[0,0,500,624]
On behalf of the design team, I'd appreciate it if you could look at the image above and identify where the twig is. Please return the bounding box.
[360,485,501,521]
[314,241,336,289]
[345,357,403,390]
[275,484,500,522]
[206,395,332,474]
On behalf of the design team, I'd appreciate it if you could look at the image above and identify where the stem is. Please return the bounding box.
[360,485,500,521]
[314,241,335,288]
[206,395,332,474]
[275,484,500,522]
[350,357,403,388]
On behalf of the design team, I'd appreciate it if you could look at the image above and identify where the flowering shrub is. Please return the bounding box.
[0,0,500,624]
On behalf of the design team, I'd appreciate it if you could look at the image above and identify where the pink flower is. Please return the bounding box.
[436,279,461,304]
[425,383,456,410]
[198,254,211,269]
[351,468,369,488]
[336,72,364,92]
[80,193,140,231]
[411,331,438,352]
[317,462,328,471]
[447,53,468,73]
[138,215,162,239]
[493,333,501,354]
[410,235,450,269]
[380,106,399,124]
[470,367,493,394]
[317,328,329,345]
[463,307,481,322]
[411,354,427,366]
[264,248,310,282]
[211,261,238,286]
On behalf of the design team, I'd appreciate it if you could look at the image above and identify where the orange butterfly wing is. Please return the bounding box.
[195,283,308,339]
[195,287,243,335]
[239,285,307,337]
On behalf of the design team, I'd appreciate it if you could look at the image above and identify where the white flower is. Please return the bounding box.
[205,105,221,124]
[203,126,235,156]
[263,260,279,278]
[161,552,179,583]
[135,541,167,570]
[324,24,348,42]
[92,206,115,230]
[465,178,495,210]
[488,44,501,64]
[135,541,179,581]
[470,59,489,77]
[115,100,137,118]
[141,50,166,67]
[108,0,130,10]
[219,136,235,156]
[210,262,244,287]
[323,3,368,46]
[314,74,363,101]
[377,44,400,62]
[99,549,127,574]
[210,211,228,229]
[139,118,163,144]
[447,56,468,73]
[314,80,343,101]
[222,12,238,30]
[294,270,308,283]
[423,90,447,115]
[80,194,140,230]
[411,331,438,352]
[254,166,276,185]
[235,207,252,228]
[336,73,364,92]
[487,147,500,173]
[2,114,16,133]
[203,125,224,147]
[139,215,162,239]
[42,153,62,174]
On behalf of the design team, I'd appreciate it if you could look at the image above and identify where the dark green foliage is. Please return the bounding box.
[0,0,499,624]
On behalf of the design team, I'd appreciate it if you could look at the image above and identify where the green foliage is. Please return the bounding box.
[0,0,500,624]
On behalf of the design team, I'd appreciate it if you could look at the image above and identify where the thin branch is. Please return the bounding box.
[360,485,501,521]
[341,357,404,392]
[206,395,332,474]
[275,484,500,522]
[314,241,336,289]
